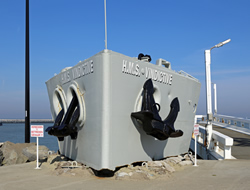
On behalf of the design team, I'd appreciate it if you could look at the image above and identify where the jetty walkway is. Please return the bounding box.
[197,121,250,160]
[213,124,250,159]
[0,119,53,123]
[196,114,250,160]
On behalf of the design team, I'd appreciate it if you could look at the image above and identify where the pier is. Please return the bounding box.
[213,125,250,159]
[191,114,250,160]
[0,119,53,123]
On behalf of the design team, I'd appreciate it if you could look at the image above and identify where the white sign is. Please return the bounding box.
[31,125,44,137]
[31,125,44,169]
[194,124,199,136]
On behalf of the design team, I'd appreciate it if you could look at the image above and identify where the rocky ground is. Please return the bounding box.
[0,141,49,166]
[0,141,195,180]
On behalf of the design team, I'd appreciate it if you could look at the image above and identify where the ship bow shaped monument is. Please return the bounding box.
[46,50,201,171]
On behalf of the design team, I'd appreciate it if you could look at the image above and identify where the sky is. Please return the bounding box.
[0,0,250,119]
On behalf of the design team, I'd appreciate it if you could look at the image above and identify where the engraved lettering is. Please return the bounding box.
[121,60,140,77]
[145,67,173,85]
[61,60,94,84]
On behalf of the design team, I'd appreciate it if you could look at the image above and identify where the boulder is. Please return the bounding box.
[0,141,49,165]
[22,145,49,162]
[178,160,193,166]
[0,141,31,165]
[47,154,68,164]
[0,149,3,165]
[165,156,183,164]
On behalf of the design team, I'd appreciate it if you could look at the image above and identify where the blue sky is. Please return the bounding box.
[0,0,250,119]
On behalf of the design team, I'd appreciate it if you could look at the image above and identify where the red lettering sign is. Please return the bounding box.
[31,125,44,137]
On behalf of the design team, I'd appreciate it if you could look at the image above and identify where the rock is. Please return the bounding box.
[183,153,195,164]
[7,150,18,164]
[0,141,31,165]
[178,160,193,166]
[47,154,68,164]
[0,149,3,166]
[116,172,129,177]
[165,157,182,164]
[147,160,175,173]
[147,161,163,167]
[22,145,49,162]
[161,162,175,173]
[0,141,50,165]
[134,170,153,180]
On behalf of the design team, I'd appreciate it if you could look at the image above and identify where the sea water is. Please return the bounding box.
[0,123,58,151]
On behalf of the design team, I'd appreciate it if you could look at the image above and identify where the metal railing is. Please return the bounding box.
[213,114,250,129]
[196,114,250,134]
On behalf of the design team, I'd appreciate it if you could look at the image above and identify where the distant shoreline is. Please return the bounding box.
[0,119,53,123]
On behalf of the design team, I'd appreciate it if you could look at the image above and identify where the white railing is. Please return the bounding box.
[213,114,250,129]
[196,114,250,130]
[210,128,234,159]
[191,115,234,160]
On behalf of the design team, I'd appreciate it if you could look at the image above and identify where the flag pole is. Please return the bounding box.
[104,0,107,50]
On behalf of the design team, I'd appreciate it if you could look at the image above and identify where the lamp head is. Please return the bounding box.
[214,39,231,48]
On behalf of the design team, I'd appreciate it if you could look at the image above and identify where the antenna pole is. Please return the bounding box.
[104,0,107,50]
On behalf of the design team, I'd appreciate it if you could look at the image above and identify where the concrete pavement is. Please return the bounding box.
[1,159,250,190]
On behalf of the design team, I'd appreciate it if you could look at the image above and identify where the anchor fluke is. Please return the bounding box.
[163,97,183,138]
[46,92,80,140]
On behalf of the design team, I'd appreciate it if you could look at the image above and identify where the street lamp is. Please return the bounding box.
[205,39,231,151]
[213,83,217,115]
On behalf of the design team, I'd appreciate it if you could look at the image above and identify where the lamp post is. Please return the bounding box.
[211,82,217,115]
[213,83,217,115]
[205,39,231,151]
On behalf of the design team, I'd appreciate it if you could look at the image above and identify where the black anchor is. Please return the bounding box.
[46,93,80,141]
[131,79,183,140]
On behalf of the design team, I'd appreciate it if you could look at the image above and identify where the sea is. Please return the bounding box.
[0,122,58,152]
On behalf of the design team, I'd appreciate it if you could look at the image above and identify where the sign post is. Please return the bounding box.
[31,125,44,169]
[194,124,199,166]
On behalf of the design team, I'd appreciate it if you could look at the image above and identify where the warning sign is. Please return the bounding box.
[31,125,44,137]
[194,124,199,136]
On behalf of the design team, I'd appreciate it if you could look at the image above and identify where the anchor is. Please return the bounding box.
[46,93,80,141]
[131,79,183,140]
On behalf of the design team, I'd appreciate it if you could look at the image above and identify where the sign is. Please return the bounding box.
[194,124,199,136]
[31,125,44,137]
[31,125,44,169]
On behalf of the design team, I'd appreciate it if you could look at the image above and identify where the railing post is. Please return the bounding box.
[224,145,232,159]
[214,140,219,153]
